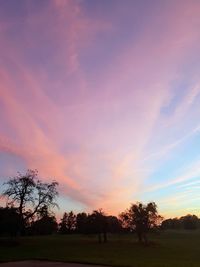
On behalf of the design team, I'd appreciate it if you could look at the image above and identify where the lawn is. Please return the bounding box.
[0,231,200,267]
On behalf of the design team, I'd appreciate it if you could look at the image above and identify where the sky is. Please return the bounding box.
[0,0,200,219]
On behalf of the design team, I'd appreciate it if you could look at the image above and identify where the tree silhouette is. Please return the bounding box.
[88,209,108,243]
[2,169,58,234]
[180,214,199,230]
[30,206,58,235]
[76,212,88,234]
[161,218,181,230]
[161,215,200,230]
[59,211,76,234]
[120,202,162,244]
[0,207,21,237]
[107,215,122,233]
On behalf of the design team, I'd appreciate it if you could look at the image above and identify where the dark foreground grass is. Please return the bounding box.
[1,231,200,267]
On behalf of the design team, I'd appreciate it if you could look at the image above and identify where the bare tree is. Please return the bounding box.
[2,169,58,231]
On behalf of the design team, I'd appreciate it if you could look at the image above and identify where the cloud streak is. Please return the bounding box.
[0,0,200,215]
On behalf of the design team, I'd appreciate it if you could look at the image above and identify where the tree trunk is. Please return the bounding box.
[98,233,102,243]
[143,232,148,246]
[103,231,107,243]
[137,231,142,243]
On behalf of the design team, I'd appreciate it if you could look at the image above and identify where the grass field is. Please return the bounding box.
[0,231,200,267]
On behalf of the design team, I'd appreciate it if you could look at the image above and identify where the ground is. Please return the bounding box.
[0,231,200,267]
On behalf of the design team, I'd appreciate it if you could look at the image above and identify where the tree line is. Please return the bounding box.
[161,215,200,230]
[0,170,199,245]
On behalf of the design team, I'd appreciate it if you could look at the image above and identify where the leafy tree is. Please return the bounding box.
[59,211,76,234]
[161,215,200,230]
[107,215,122,233]
[2,169,58,233]
[76,212,88,234]
[161,218,181,230]
[76,212,122,239]
[88,209,108,243]
[180,214,199,230]
[0,207,21,237]
[30,208,58,235]
[120,202,163,244]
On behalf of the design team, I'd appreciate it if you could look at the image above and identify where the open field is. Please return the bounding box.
[1,231,200,267]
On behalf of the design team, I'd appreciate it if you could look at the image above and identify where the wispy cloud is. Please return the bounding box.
[0,0,200,215]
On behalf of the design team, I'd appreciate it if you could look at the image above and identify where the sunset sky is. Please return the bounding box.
[0,0,200,218]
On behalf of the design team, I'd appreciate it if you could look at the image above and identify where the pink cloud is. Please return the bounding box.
[0,0,200,215]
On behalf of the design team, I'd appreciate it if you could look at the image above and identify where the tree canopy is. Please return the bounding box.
[120,202,163,244]
[2,169,58,233]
